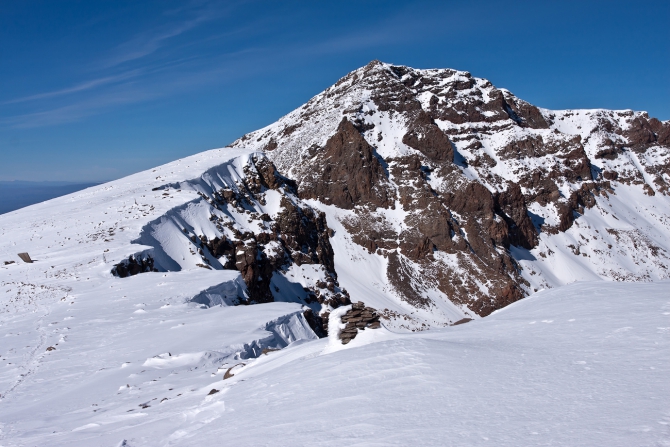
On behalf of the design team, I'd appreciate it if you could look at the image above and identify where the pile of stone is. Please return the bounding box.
[339,302,381,344]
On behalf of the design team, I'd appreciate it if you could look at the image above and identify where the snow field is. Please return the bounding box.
[1,280,661,446]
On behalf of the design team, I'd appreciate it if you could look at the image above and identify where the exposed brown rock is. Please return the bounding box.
[223,363,244,380]
[224,61,670,323]
[555,182,602,232]
[626,116,658,149]
[603,171,618,181]
[338,302,381,343]
[253,155,295,191]
[303,309,327,338]
[17,253,33,263]
[112,254,157,278]
[595,147,623,160]
[494,183,538,249]
[275,197,335,273]
[298,118,393,209]
[501,93,550,129]
[519,172,560,206]
[471,282,524,317]
[402,111,454,162]
[452,318,472,326]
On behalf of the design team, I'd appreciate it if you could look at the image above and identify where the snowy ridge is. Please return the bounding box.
[0,147,326,443]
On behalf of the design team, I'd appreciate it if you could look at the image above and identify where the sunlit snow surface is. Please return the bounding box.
[0,280,668,446]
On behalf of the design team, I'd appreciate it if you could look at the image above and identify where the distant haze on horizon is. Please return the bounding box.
[0,181,100,215]
[1,0,668,182]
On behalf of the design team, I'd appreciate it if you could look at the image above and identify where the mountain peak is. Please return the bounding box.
[228,61,670,317]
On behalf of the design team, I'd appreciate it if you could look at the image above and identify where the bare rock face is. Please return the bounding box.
[402,111,454,162]
[112,254,157,278]
[299,118,393,210]
[494,183,538,249]
[114,61,670,333]
[224,61,670,328]
[113,155,351,336]
[274,196,334,271]
[197,157,341,306]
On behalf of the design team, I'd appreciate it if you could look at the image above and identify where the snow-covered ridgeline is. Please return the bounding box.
[0,148,324,434]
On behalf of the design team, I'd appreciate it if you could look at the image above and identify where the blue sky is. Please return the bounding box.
[1,0,668,182]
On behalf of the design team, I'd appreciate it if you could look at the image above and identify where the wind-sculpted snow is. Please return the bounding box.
[0,147,324,438]
[0,280,667,446]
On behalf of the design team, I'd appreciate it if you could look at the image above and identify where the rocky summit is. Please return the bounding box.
[105,60,670,333]
[224,60,670,327]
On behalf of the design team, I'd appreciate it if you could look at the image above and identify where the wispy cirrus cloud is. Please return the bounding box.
[0,1,463,130]
[2,70,144,105]
[0,54,251,129]
[0,1,236,128]
[1,86,155,129]
[99,2,229,69]
[100,19,205,68]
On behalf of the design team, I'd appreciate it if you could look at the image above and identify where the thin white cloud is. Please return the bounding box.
[2,70,144,105]
[99,3,227,69]
[1,87,155,129]
[0,2,473,130]
[0,61,241,129]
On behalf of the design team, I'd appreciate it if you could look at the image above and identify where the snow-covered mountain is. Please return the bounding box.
[0,61,669,445]
[230,60,670,322]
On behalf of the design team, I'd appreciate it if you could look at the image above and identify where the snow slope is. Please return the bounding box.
[1,280,667,446]
[0,147,323,443]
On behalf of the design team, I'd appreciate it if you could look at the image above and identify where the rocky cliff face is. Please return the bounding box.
[225,61,670,327]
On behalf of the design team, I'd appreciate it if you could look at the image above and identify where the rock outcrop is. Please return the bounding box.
[112,254,157,278]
